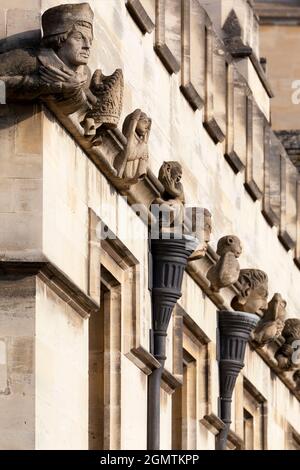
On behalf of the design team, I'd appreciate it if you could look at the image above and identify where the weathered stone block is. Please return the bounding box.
[0,9,6,41]
[6,8,40,36]
[15,106,42,156]
[0,177,14,213]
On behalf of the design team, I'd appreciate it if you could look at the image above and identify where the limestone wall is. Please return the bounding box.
[0,0,299,451]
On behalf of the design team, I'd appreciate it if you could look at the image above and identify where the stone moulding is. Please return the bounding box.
[180,0,205,111]
[244,100,265,202]
[0,260,99,319]
[200,412,244,450]
[262,126,281,228]
[126,0,155,34]
[154,0,181,75]
[255,3,300,26]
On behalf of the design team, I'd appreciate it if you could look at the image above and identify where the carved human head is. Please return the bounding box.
[41,3,94,67]
[136,112,152,137]
[158,161,185,202]
[231,269,268,316]
[216,235,242,258]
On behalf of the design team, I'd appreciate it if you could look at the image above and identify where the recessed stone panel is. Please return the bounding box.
[154,0,181,74]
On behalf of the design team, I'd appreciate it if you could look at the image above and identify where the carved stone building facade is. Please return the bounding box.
[0,0,300,450]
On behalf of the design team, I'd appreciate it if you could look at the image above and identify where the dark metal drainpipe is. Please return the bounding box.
[147,236,197,450]
[216,310,259,450]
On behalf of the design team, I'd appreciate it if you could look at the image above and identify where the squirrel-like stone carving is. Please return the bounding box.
[206,235,242,292]
[252,293,286,347]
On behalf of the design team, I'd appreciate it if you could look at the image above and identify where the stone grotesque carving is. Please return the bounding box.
[231,269,268,317]
[82,68,124,138]
[188,209,212,260]
[151,163,210,253]
[152,161,185,235]
[113,109,152,184]
[275,319,300,371]
[251,293,286,347]
[0,3,123,140]
[206,235,242,292]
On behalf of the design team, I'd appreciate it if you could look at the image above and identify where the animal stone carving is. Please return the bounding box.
[206,235,242,292]
[231,269,268,317]
[188,208,212,261]
[0,3,123,142]
[252,293,286,347]
[151,161,185,235]
[275,319,300,371]
[113,109,152,184]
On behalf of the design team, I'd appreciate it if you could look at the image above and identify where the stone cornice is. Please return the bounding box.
[0,260,99,319]
[255,3,300,24]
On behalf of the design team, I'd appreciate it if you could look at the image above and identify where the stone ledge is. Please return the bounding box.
[0,260,99,319]
[126,0,154,34]
[126,346,183,394]
[255,3,300,25]
[249,52,274,98]
[200,413,245,450]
